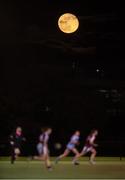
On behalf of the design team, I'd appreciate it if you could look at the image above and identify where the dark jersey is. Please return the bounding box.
[9,133,25,149]
[39,132,49,146]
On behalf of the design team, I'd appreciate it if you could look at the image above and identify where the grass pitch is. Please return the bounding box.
[0,157,125,179]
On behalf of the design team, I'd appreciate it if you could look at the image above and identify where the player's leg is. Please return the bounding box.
[14,148,21,159]
[34,155,44,160]
[59,149,70,158]
[72,146,87,164]
[11,147,20,164]
[72,148,80,165]
[10,146,15,164]
[58,149,70,160]
[44,154,52,170]
[34,143,43,160]
[43,146,52,170]
[89,148,97,164]
[55,148,70,163]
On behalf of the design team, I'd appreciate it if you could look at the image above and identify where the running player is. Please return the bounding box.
[9,126,26,164]
[35,127,52,170]
[73,129,98,165]
[55,130,80,165]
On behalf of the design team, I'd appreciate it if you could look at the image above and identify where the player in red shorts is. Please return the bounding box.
[73,129,98,165]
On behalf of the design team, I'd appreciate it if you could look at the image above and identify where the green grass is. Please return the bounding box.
[0,157,125,179]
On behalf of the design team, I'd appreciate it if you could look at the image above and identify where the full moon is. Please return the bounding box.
[58,13,79,34]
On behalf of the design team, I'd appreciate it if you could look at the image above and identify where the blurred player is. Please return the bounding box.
[35,127,52,170]
[73,129,98,165]
[55,130,80,165]
[9,126,26,164]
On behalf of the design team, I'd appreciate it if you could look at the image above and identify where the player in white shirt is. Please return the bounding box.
[55,131,80,165]
[35,127,52,170]
[73,129,98,164]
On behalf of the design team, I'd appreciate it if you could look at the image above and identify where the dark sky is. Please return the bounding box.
[0,1,125,150]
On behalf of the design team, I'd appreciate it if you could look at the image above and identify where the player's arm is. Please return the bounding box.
[74,140,80,145]
[89,138,98,147]
[93,143,98,147]
[9,135,15,146]
[22,136,26,142]
[71,137,79,145]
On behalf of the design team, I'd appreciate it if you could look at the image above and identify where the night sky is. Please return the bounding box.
[0,1,125,156]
